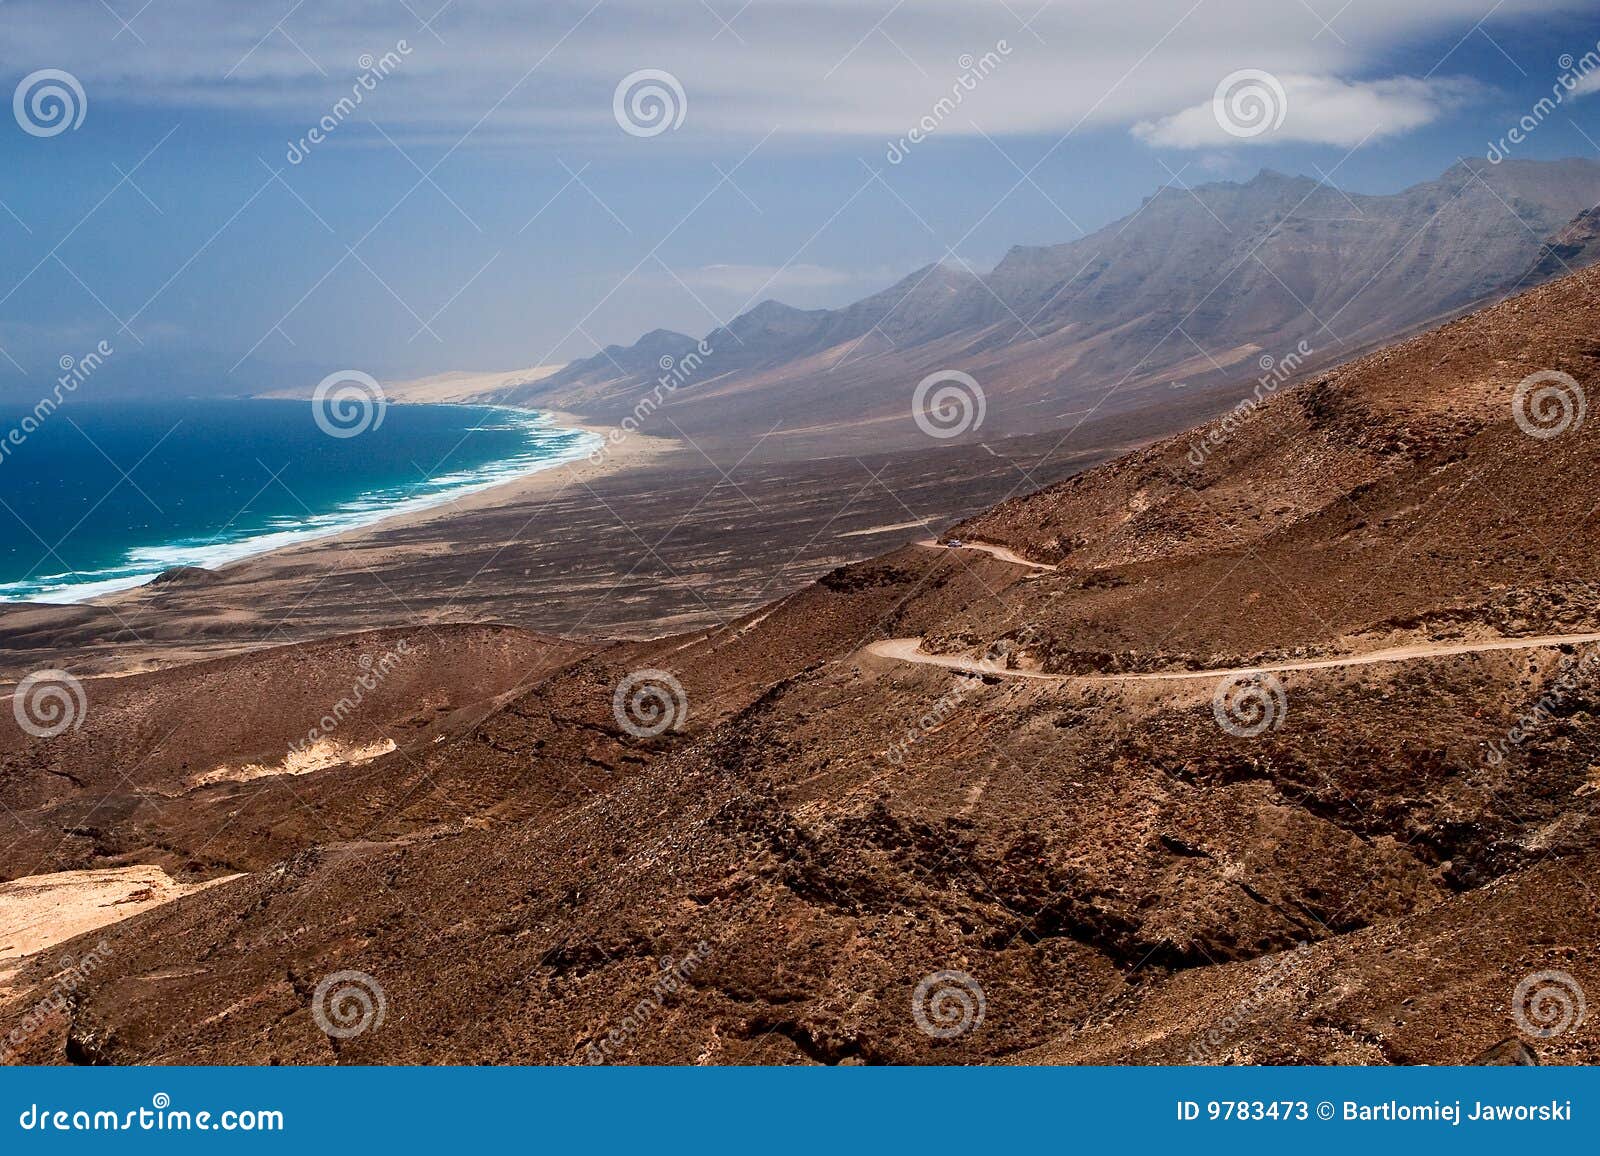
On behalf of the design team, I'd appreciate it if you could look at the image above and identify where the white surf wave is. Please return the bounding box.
[0,407,600,606]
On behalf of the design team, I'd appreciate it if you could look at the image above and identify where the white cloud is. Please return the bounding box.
[0,0,1566,144]
[1573,70,1600,100]
[1132,74,1478,148]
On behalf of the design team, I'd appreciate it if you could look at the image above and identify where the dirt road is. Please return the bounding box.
[916,538,1058,570]
[865,632,1600,684]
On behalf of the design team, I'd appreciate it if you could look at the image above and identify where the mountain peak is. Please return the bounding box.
[740,299,817,323]
[634,327,696,349]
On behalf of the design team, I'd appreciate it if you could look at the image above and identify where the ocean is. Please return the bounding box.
[0,399,597,604]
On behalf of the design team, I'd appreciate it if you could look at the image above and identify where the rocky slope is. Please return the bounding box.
[1519,204,1600,286]
[3,267,1600,1065]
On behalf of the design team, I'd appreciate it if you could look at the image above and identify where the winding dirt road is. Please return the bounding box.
[866,632,1600,684]
[904,538,1600,682]
[916,538,1058,570]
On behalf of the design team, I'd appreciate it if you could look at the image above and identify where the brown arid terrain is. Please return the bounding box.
[0,394,1231,679]
[4,264,1600,1066]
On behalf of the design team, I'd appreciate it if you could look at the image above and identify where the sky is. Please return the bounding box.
[2,0,1599,396]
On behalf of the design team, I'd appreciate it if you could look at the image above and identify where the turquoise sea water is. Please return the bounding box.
[0,399,597,604]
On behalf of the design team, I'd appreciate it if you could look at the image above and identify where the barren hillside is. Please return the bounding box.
[4,267,1599,1065]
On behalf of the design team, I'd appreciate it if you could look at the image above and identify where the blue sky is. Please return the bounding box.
[2,0,1599,396]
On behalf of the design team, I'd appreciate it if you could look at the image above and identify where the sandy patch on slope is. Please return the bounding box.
[189,737,398,788]
[0,866,240,965]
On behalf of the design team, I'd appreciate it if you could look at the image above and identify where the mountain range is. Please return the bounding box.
[494,158,1600,455]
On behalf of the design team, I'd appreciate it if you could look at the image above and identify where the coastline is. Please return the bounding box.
[0,402,644,609]
[247,405,674,547]
[91,405,672,609]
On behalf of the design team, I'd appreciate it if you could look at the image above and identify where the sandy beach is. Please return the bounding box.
[0,411,1129,679]
[152,402,680,568]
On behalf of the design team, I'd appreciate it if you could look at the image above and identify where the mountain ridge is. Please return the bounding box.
[499,158,1600,456]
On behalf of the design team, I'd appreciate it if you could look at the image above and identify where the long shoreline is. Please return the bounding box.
[265,404,674,549]
[90,403,674,613]
[3,403,635,609]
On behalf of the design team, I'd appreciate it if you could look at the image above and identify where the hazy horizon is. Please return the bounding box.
[3,1,1599,394]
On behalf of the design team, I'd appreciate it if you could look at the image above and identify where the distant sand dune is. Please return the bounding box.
[258,364,566,406]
